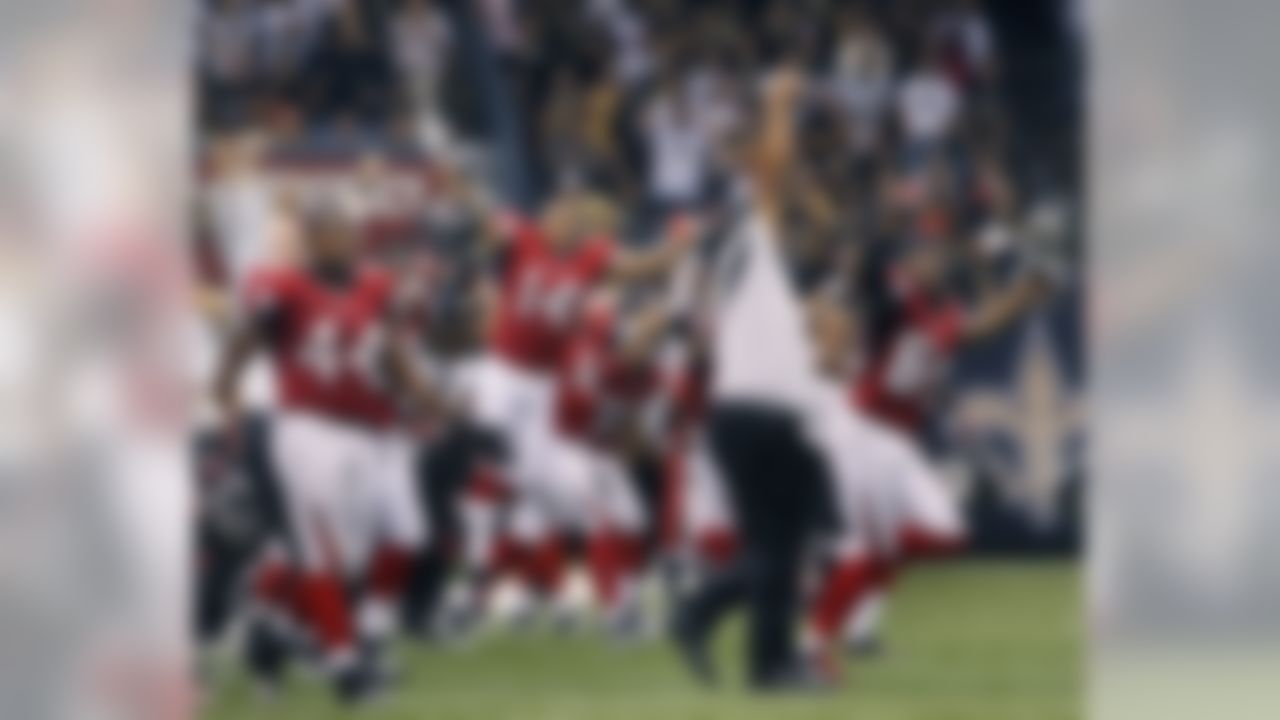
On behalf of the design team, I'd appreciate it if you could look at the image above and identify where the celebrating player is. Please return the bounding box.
[444,187,699,632]
[212,200,438,703]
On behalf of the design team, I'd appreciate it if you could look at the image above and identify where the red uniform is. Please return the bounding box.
[854,270,964,434]
[657,348,708,436]
[553,302,654,444]
[643,336,711,551]
[243,265,401,428]
[491,215,616,372]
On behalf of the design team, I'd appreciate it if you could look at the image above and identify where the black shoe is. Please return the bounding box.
[507,601,541,634]
[243,619,290,694]
[333,661,387,706]
[550,603,587,637]
[359,638,402,689]
[845,634,886,659]
[607,603,650,647]
[670,604,718,687]
[438,601,485,645]
[754,659,837,694]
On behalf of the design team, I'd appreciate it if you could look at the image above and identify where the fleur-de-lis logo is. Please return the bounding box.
[952,321,1084,531]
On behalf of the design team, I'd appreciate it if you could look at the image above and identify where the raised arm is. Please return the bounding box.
[751,66,805,222]
[434,162,515,256]
[211,319,260,435]
[608,214,701,283]
[385,326,448,421]
[618,300,672,364]
[960,271,1052,342]
[962,200,1068,341]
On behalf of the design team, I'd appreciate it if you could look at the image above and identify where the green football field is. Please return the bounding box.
[203,560,1080,720]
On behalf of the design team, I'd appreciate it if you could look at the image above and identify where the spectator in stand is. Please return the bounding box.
[585,0,655,91]
[930,0,997,94]
[255,0,330,93]
[201,132,286,289]
[200,0,257,127]
[684,47,744,157]
[578,57,631,197]
[896,41,962,168]
[826,5,894,161]
[641,70,712,218]
[478,0,526,61]
[390,0,454,135]
[309,0,395,132]
[539,69,592,186]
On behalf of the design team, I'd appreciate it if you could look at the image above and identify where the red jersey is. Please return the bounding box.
[243,265,401,427]
[854,271,964,434]
[491,215,616,372]
[553,302,654,445]
[650,338,708,437]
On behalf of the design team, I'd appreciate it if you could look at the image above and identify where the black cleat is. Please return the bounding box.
[243,619,290,695]
[754,659,838,694]
[669,606,718,687]
[606,603,650,647]
[437,601,485,646]
[360,638,403,689]
[333,660,389,706]
[845,634,886,659]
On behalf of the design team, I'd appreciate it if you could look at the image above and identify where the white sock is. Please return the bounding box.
[846,590,887,644]
[324,646,357,677]
[358,598,397,644]
[461,500,499,570]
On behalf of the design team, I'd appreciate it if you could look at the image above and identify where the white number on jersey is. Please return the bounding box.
[299,319,388,388]
[516,268,583,328]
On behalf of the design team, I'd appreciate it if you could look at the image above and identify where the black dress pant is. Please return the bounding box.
[685,400,830,684]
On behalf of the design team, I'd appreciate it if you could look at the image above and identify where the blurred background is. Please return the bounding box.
[196,0,1084,555]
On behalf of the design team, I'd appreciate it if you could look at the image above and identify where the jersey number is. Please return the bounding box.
[516,268,582,328]
[300,319,388,388]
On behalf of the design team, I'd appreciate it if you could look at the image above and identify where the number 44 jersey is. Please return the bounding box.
[242,264,403,428]
[490,215,616,374]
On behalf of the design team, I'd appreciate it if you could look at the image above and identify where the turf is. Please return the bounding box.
[203,560,1080,720]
